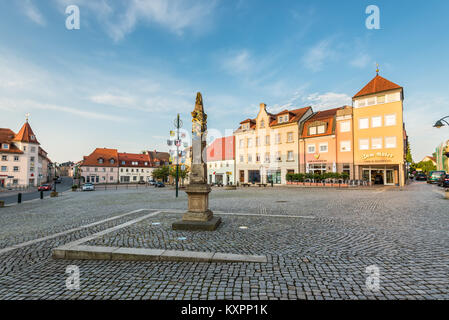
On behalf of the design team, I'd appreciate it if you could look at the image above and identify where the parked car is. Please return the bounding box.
[148,180,157,186]
[415,173,427,181]
[38,184,52,191]
[155,181,165,188]
[427,171,445,184]
[138,180,146,185]
[82,183,95,191]
[55,177,62,184]
[437,174,449,187]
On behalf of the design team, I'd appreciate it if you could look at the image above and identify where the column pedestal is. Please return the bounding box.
[172,183,221,231]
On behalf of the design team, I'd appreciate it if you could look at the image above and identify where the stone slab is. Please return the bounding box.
[63,245,118,260]
[212,252,268,263]
[172,216,222,231]
[111,247,165,261]
[160,250,215,262]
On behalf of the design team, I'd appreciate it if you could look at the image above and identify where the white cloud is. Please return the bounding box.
[20,0,46,26]
[302,39,337,72]
[350,53,372,69]
[221,50,253,74]
[54,0,217,41]
[306,92,352,110]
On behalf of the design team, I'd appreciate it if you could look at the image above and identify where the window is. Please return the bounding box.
[372,138,383,149]
[2,144,8,149]
[340,141,351,152]
[367,97,375,106]
[372,116,382,128]
[359,139,369,150]
[110,176,113,181]
[31,147,36,152]
[95,168,98,172]
[387,92,400,102]
[23,146,26,151]
[275,133,281,144]
[287,132,293,142]
[121,161,126,165]
[247,138,252,147]
[309,126,317,135]
[275,152,281,162]
[102,177,106,181]
[255,137,260,146]
[260,120,265,128]
[307,144,316,154]
[13,166,19,172]
[1,166,6,172]
[256,154,260,162]
[98,158,104,164]
[239,139,244,148]
[13,179,18,185]
[30,156,35,162]
[385,114,396,126]
[265,135,270,145]
[248,155,252,163]
[317,125,326,134]
[111,168,114,172]
[385,136,397,148]
[287,151,294,161]
[359,118,369,129]
[30,167,34,172]
[103,168,106,172]
[144,162,148,165]
[340,121,350,132]
[319,143,328,153]
[278,116,284,123]
[358,99,366,107]
[110,159,115,164]
[240,155,244,163]
[377,95,386,104]
[265,153,270,163]
[121,168,123,172]
[14,156,19,161]
[1,156,6,161]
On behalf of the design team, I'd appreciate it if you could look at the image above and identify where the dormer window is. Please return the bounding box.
[278,115,289,123]
[2,144,9,149]
[30,135,35,140]
[98,158,104,164]
[121,161,126,165]
[109,159,115,164]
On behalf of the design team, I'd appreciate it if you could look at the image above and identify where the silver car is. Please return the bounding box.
[82,183,95,191]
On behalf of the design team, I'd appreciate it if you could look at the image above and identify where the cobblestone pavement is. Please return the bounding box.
[0,182,447,300]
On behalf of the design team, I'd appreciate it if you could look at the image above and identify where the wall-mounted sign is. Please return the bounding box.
[361,152,394,160]
[314,153,320,159]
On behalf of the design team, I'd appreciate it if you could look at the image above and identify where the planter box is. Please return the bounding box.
[50,191,59,198]
[0,200,4,208]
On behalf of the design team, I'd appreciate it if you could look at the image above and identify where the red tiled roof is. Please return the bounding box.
[81,148,119,167]
[148,151,170,166]
[301,107,342,138]
[269,107,311,126]
[207,136,235,162]
[0,128,24,154]
[13,121,39,144]
[118,153,151,167]
[353,75,402,98]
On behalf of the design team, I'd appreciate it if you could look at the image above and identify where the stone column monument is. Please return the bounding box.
[172,92,222,231]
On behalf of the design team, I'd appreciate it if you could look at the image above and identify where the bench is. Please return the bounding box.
[241,183,251,187]
[257,183,267,187]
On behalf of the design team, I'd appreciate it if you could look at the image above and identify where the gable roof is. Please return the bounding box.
[269,107,311,126]
[81,148,119,167]
[148,150,170,165]
[301,107,342,138]
[353,75,402,99]
[13,121,39,144]
[0,128,24,154]
[118,153,151,167]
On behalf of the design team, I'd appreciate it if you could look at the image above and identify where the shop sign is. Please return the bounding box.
[361,152,394,160]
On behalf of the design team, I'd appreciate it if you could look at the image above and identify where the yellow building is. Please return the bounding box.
[352,74,407,186]
[235,103,312,184]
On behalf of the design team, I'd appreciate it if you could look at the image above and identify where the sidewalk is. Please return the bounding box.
[0,188,36,197]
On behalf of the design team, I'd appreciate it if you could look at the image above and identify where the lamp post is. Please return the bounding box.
[53,162,57,192]
[433,116,449,128]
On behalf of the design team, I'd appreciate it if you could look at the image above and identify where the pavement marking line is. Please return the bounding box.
[61,210,162,247]
[0,208,148,255]
[215,212,315,219]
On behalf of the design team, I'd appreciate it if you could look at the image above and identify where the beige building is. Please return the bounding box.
[234,103,312,185]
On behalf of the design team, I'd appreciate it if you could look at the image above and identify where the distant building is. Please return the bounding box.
[0,120,52,187]
[435,140,449,172]
[118,153,152,183]
[80,148,119,184]
[420,156,436,165]
[206,136,235,185]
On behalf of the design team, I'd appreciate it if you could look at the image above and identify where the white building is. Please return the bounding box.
[206,136,236,185]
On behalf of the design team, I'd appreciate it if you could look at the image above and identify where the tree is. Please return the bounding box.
[415,160,436,174]
[406,141,413,164]
[169,165,190,186]
[152,166,170,182]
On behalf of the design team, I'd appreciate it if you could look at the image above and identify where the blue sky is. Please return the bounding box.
[1,0,448,162]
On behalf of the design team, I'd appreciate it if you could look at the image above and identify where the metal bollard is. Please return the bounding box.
[40,191,44,199]
[18,193,22,203]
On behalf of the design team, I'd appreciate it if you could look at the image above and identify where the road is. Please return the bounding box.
[0,177,73,205]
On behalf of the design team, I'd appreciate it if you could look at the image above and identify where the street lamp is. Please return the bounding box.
[433,116,449,128]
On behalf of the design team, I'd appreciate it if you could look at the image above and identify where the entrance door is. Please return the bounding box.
[239,170,244,183]
[0,179,4,188]
[372,170,384,185]
[385,170,394,185]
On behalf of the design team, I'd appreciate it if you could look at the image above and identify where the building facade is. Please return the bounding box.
[0,120,51,188]
[235,103,312,185]
[206,136,236,185]
[118,153,153,183]
[80,148,119,184]
[352,74,407,186]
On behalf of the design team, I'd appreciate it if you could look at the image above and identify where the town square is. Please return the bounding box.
[1,0,449,308]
